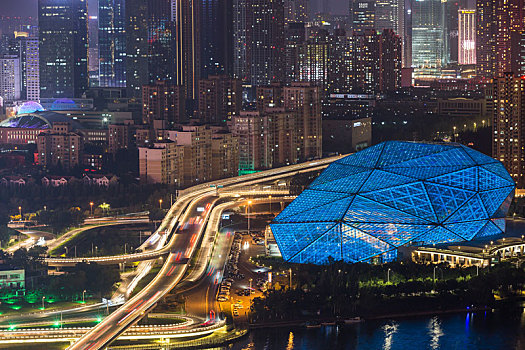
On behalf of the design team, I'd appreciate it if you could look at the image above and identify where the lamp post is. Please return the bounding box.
[269,195,272,214]
[42,296,45,310]
[387,268,391,283]
[247,200,252,234]
[90,202,94,217]
[159,199,163,209]
[18,206,22,221]
[433,266,437,283]
[453,126,457,142]
[82,290,86,304]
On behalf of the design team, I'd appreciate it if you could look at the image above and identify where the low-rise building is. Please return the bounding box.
[0,269,25,290]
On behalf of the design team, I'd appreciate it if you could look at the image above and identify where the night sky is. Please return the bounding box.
[1,0,348,18]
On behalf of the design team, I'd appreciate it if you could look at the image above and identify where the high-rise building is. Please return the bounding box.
[139,141,183,184]
[298,30,329,96]
[328,29,354,94]
[0,55,21,101]
[38,0,88,98]
[283,82,322,161]
[375,0,404,34]
[201,0,233,78]
[88,15,99,86]
[233,0,247,81]
[284,22,306,84]
[411,0,446,78]
[245,0,285,92]
[476,0,496,78]
[198,75,242,124]
[211,129,239,180]
[476,0,525,78]
[173,0,200,106]
[351,0,376,34]
[9,33,40,101]
[284,0,308,24]
[126,0,174,98]
[492,73,525,188]
[99,0,126,88]
[142,81,186,126]
[126,0,148,97]
[458,9,476,65]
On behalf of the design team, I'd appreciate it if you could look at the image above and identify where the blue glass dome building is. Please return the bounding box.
[270,141,515,264]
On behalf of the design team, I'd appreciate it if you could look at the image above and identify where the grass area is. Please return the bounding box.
[48,224,99,256]
[129,266,161,298]
[50,223,153,257]
[0,299,99,318]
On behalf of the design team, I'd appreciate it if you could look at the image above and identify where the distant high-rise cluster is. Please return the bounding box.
[0,0,524,189]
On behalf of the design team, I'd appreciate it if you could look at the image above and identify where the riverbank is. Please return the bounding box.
[247,301,525,329]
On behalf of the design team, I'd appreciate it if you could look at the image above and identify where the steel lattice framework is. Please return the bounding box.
[270,141,515,264]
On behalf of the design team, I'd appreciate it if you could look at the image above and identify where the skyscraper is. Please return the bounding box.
[492,73,525,187]
[351,0,376,34]
[0,55,21,101]
[476,0,496,78]
[99,0,126,87]
[38,0,88,98]
[200,0,233,78]
[458,9,476,65]
[174,0,200,105]
[11,33,39,100]
[284,0,308,24]
[245,0,285,92]
[411,0,446,78]
[233,0,247,81]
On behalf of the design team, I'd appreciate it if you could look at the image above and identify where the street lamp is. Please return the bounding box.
[18,206,22,221]
[159,199,163,209]
[90,202,94,217]
[453,126,457,142]
[387,268,391,283]
[42,296,45,310]
[82,290,86,304]
[269,195,272,214]
[247,200,252,234]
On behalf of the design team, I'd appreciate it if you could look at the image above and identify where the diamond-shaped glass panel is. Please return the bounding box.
[425,183,474,221]
[344,195,431,224]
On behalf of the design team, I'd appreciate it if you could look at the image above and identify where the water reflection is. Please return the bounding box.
[427,316,443,349]
[226,307,524,350]
[382,321,398,350]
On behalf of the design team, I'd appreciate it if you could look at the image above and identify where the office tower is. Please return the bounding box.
[403,0,412,68]
[88,14,99,86]
[351,0,376,34]
[38,0,88,98]
[99,0,126,87]
[233,0,247,81]
[0,55,21,101]
[458,9,476,65]
[284,0,308,24]
[375,0,404,35]
[142,81,186,125]
[174,0,200,106]
[126,0,148,97]
[201,0,233,78]
[126,0,174,98]
[411,0,446,78]
[245,0,285,91]
[11,33,39,100]
[198,75,242,124]
[283,82,322,161]
[494,0,524,77]
[492,73,525,187]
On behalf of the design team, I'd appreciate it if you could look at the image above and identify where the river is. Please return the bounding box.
[217,305,525,350]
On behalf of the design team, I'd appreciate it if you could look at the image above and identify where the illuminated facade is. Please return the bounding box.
[271,141,515,264]
[492,73,525,188]
[38,0,88,98]
[412,0,446,78]
[458,9,476,65]
[99,0,126,87]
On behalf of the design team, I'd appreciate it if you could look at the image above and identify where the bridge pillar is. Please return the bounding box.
[119,263,125,272]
